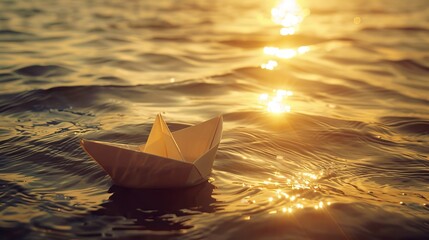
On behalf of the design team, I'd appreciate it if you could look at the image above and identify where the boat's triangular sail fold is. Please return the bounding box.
[141,114,184,161]
[172,115,223,163]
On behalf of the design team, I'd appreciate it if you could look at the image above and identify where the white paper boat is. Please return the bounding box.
[80,114,223,188]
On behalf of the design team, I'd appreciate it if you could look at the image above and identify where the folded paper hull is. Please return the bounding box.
[80,140,219,188]
[81,115,222,188]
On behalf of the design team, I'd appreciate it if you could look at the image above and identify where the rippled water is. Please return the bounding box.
[1,0,429,239]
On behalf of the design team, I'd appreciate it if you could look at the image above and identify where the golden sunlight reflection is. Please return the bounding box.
[260,60,278,70]
[259,89,293,114]
[263,46,310,59]
[260,0,310,69]
[238,170,333,216]
[270,171,330,214]
[271,0,310,36]
[354,16,362,25]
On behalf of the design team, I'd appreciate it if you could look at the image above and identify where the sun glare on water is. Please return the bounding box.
[259,89,293,114]
[237,171,331,217]
[271,0,310,36]
[258,1,311,112]
[260,0,311,70]
[260,60,278,70]
[263,45,310,60]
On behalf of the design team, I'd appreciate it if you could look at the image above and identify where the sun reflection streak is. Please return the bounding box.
[271,0,310,35]
[261,0,311,68]
[238,1,332,219]
[259,89,293,114]
[260,60,278,70]
[263,46,310,59]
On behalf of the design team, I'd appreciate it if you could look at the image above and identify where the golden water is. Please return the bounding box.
[1,0,428,239]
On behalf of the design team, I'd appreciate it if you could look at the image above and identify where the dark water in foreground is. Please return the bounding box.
[1,0,429,239]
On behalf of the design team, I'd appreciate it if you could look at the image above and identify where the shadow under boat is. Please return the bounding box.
[91,182,219,231]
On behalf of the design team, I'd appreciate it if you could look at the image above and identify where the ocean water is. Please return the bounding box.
[1,0,429,239]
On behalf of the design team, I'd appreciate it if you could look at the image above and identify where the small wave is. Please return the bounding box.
[96,76,127,84]
[221,34,324,49]
[161,79,252,95]
[14,65,74,77]
[361,26,429,33]
[0,85,130,114]
[380,116,429,136]
[0,73,20,83]
[84,54,195,72]
[0,80,250,114]
[128,18,178,29]
[138,53,194,69]
[0,29,36,42]
[150,36,193,42]
[0,29,34,36]
[382,59,429,75]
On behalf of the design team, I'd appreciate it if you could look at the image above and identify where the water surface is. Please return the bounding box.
[1,0,429,239]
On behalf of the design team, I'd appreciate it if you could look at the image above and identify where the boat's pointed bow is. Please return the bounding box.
[80,139,196,188]
[80,139,107,167]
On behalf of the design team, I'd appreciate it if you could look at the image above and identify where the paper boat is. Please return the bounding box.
[80,114,223,188]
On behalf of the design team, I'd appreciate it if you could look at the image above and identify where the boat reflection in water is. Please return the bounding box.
[92,182,218,231]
